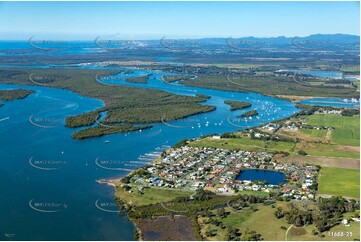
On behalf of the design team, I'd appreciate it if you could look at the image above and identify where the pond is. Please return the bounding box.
[236,169,286,185]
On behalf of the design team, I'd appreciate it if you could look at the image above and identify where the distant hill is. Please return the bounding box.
[199,34,360,45]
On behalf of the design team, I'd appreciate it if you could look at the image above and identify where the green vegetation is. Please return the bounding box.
[71,124,151,140]
[300,129,327,138]
[65,111,100,128]
[301,115,360,146]
[224,100,252,111]
[182,74,359,98]
[239,109,258,117]
[0,89,34,101]
[0,68,215,139]
[115,186,192,206]
[189,136,295,153]
[340,65,360,74]
[125,74,150,84]
[318,167,360,198]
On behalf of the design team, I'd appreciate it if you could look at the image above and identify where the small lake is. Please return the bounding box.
[236,169,285,185]
[278,69,343,79]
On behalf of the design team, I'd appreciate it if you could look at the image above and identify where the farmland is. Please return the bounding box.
[318,167,360,199]
[300,114,360,146]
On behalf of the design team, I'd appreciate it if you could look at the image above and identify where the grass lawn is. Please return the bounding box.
[301,115,360,146]
[115,187,192,206]
[237,190,269,197]
[318,167,360,199]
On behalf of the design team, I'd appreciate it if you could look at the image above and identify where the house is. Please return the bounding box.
[217,187,228,193]
[252,184,261,191]
[254,133,262,138]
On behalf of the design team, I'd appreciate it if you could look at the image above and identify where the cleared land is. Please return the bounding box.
[300,115,360,146]
[318,167,360,199]
[189,135,294,153]
[115,186,192,206]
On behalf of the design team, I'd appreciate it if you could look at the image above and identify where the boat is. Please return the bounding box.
[0,117,10,122]
[105,140,110,143]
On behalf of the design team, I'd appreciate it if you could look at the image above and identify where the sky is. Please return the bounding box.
[0,1,359,40]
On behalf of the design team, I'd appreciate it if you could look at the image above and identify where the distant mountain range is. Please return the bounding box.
[187,34,360,45]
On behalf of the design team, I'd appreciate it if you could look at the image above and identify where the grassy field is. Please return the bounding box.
[296,142,360,159]
[190,132,359,159]
[318,167,360,199]
[300,129,327,139]
[301,115,360,146]
[189,136,295,153]
[115,186,192,206]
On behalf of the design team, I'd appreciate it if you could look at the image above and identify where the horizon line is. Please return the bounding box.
[0,33,360,42]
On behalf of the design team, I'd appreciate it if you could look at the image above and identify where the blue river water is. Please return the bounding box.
[236,169,285,185]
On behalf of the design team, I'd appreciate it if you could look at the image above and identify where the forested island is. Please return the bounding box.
[224,100,252,111]
[0,89,34,101]
[239,110,259,117]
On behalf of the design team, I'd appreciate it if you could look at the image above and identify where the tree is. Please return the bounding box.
[274,207,284,219]
[298,150,307,156]
[217,208,226,217]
